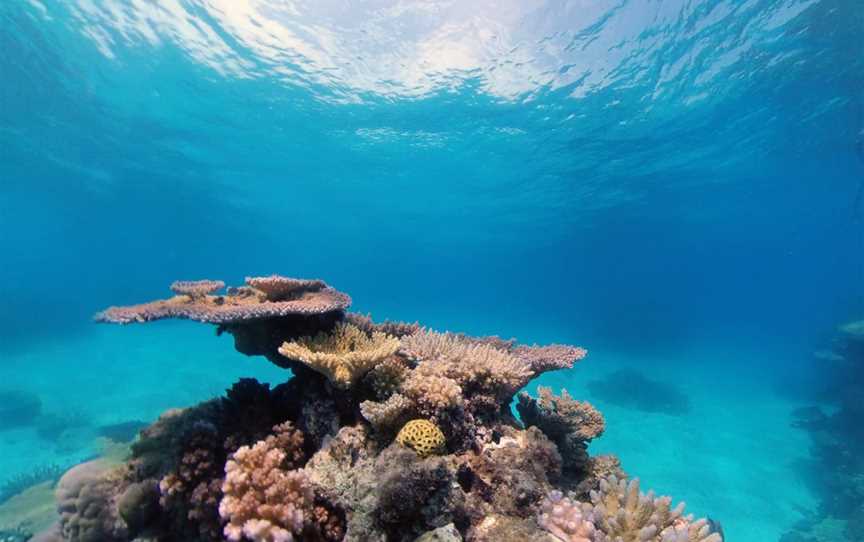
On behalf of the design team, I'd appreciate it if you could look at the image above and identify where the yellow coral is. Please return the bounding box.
[278,322,400,389]
[396,419,446,457]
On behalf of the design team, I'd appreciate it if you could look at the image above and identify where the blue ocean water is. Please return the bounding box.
[1,1,862,541]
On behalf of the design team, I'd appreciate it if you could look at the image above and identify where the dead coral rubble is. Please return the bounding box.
[34,274,721,542]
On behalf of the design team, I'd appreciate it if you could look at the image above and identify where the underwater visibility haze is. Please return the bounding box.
[1,1,863,541]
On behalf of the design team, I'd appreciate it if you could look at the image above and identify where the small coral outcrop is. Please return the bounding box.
[518,387,605,474]
[278,322,401,389]
[34,273,725,542]
[396,419,446,457]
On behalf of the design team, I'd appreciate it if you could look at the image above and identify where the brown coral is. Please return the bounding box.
[278,322,401,389]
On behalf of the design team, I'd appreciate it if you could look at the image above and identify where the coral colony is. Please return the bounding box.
[33,275,722,542]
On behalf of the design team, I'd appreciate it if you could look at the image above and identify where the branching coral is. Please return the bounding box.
[396,419,446,457]
[278,322,400,389]
[360,394,414,433]
[402,329,532,404]
[588,476,721,542]
[538,490,597,542]
[219,423,312,542]
[518,387,604,474]
[514,344,588,375]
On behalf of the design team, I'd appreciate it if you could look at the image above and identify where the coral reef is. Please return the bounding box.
[220,423,312,542]
[33,273,719,542]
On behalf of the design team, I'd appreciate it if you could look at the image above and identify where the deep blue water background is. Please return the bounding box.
[1,1,863,540]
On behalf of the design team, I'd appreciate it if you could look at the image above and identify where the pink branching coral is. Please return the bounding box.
[95,278,350,324]
[538,490,597,542]
[170,279,225,298]
[219,423,312,542]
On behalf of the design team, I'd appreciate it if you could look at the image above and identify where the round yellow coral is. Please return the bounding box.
[395,419,446,457]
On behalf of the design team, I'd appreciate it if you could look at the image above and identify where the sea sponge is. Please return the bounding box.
[278,322,400,389]
[396,419,446,457]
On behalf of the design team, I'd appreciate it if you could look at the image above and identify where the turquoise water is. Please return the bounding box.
[1,1,863,541]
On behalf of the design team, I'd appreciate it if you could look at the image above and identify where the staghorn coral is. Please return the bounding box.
[402,329,532,406]
[396,419,446,457]
[219,424,312,542]
[95,278,350,325]
[587,476,721,542]
[278,322,400,389]
[170,280,225,298]
[245,276,327,302]
[518,387,605,474]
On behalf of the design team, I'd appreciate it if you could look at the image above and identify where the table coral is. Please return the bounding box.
[278,322,401,389]
[56,273,721,542]
[170,280,225,298]
[95,276,350,325]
